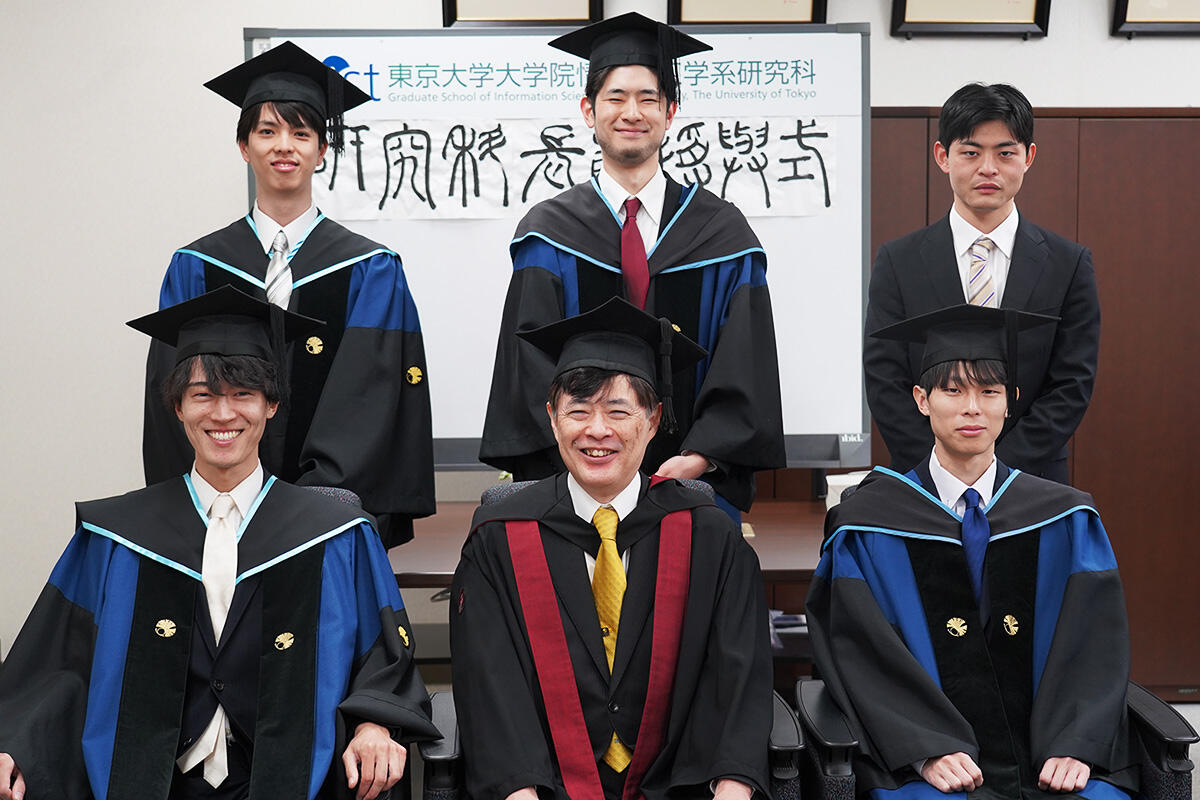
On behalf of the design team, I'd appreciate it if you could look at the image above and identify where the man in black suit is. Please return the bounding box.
[864,83,1099,484]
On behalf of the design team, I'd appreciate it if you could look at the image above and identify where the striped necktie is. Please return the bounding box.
[968,236,997,308]
[265,229,292,308]
[591,506,632,772]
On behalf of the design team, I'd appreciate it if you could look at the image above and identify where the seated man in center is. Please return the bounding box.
[807,305,1137,800]
[450,297,772,800]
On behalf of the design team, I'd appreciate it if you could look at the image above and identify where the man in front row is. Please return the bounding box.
[809,306,1136,800]
[452,298,772,800]
[0,287,437,800]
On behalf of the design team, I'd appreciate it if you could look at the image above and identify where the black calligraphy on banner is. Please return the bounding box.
[519,124,585,204]
[314,116,833,219]
[379,124,437,211]
[778,119,831,208]
[718,120,772,208]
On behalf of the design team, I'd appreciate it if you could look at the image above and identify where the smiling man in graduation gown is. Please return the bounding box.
[807,306,1136,800]
[453,298,772,800]
[143,41,434,547]
[479,13,785,517]
[0,287,438,800]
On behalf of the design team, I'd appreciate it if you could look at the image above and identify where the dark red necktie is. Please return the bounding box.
[621,197,650,309]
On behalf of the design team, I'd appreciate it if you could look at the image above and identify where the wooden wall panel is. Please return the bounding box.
[1074,118,1200,699]
[869,116,931,467]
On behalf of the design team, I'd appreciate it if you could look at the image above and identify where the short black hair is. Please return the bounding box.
[236,100,328,149]
[918,359,1008,396]
[938,83,1034,151]
[548,366,658,414]
[163,354,284,410]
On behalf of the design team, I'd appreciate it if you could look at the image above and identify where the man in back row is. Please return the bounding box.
[865,83,1100,484]
[480,13,785,518]
[144,42,434,547]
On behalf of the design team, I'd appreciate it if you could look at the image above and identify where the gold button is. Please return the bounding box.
[946,617,968,637]
[1003,615,1020,636]
[397,625,410,647]
[155,619,177,638]
[274,632,295,651]
[405,366,424,385]
[305,336,324,355]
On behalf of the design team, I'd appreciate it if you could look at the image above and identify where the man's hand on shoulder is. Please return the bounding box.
[921,752,983,793]
[504,788,539,800]
[656,452,711,481]
[343,722,406,800]
[0,754,25,800]
[713,777,755,800]
[1038,757,1090,793]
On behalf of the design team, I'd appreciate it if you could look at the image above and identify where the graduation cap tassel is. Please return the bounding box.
[327,70,346,154]
[658,317,678,434]
[656,25,680,105]
[269,304,292,399]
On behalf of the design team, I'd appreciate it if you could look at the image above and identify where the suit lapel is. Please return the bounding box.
[921,217,967,308]
[542,528,610,680]
[1001,219,1047,310]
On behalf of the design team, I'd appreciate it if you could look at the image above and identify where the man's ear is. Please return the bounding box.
[933,140,950,174]
[649,402,662,433]
[175,403,185,423]
[913,385,932,417]
[580,95,596,129]
[266,401,279,420]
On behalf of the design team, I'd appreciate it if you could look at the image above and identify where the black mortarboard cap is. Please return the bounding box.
[127,285,323,367]
[204,41,372,153]
[871,305,1058,407]
[549,12,711,105]
[518,296,707,433]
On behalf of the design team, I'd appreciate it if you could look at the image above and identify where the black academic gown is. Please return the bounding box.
[0,476,439,800]
[448,474,772,800]
[479,177,785,511]
[806,460,1137,800]
[143,214,435,546]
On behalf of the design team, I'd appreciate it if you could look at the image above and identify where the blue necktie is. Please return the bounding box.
[962,488,989,604]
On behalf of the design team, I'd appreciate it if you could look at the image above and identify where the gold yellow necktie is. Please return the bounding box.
[591,506,632,772]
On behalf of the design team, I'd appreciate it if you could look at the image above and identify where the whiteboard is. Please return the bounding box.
[246,24,871,468]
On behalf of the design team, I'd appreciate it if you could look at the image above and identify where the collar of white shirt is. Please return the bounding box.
[949,204,1019,263]
[251,202,320,256]
[595,166,666,237]
[567,472,642,525]
[927,448,997,515]
[190,462,265,524]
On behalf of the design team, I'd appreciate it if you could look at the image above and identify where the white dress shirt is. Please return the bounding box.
[595,166,666,255]
[949,206,1020,306]
[251,202,320,259]
[927,448,998,514]
[567,472,640,578]
[189,462,265,542]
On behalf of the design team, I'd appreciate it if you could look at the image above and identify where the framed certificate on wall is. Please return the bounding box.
[667,0,827,24]
[444,0,602,26]
[1113,0,1200,36]
[891,0,1051,37]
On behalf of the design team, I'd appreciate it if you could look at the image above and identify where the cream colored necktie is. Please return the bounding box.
[591,506,632,772]
[177,492,237,787]
[968,236,997,308]
[265,229,291,308]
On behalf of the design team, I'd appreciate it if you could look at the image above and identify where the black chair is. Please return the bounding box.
[418,478,802,800]
[795,678,1197,800]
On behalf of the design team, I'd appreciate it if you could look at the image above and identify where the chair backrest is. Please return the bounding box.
[304,485,363,508]
[481,477,716,506]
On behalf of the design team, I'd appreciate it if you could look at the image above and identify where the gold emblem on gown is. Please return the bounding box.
[274,632,295,650]
[155,619,177,638]
[1003,615,1020,636]
[305,336,324,355]
[946,617,968,637]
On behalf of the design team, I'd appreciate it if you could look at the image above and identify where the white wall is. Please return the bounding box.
[0,0,1193,656]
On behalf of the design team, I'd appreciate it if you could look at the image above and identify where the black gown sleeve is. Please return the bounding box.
[449,529,561,800]
[479,249,569,481]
